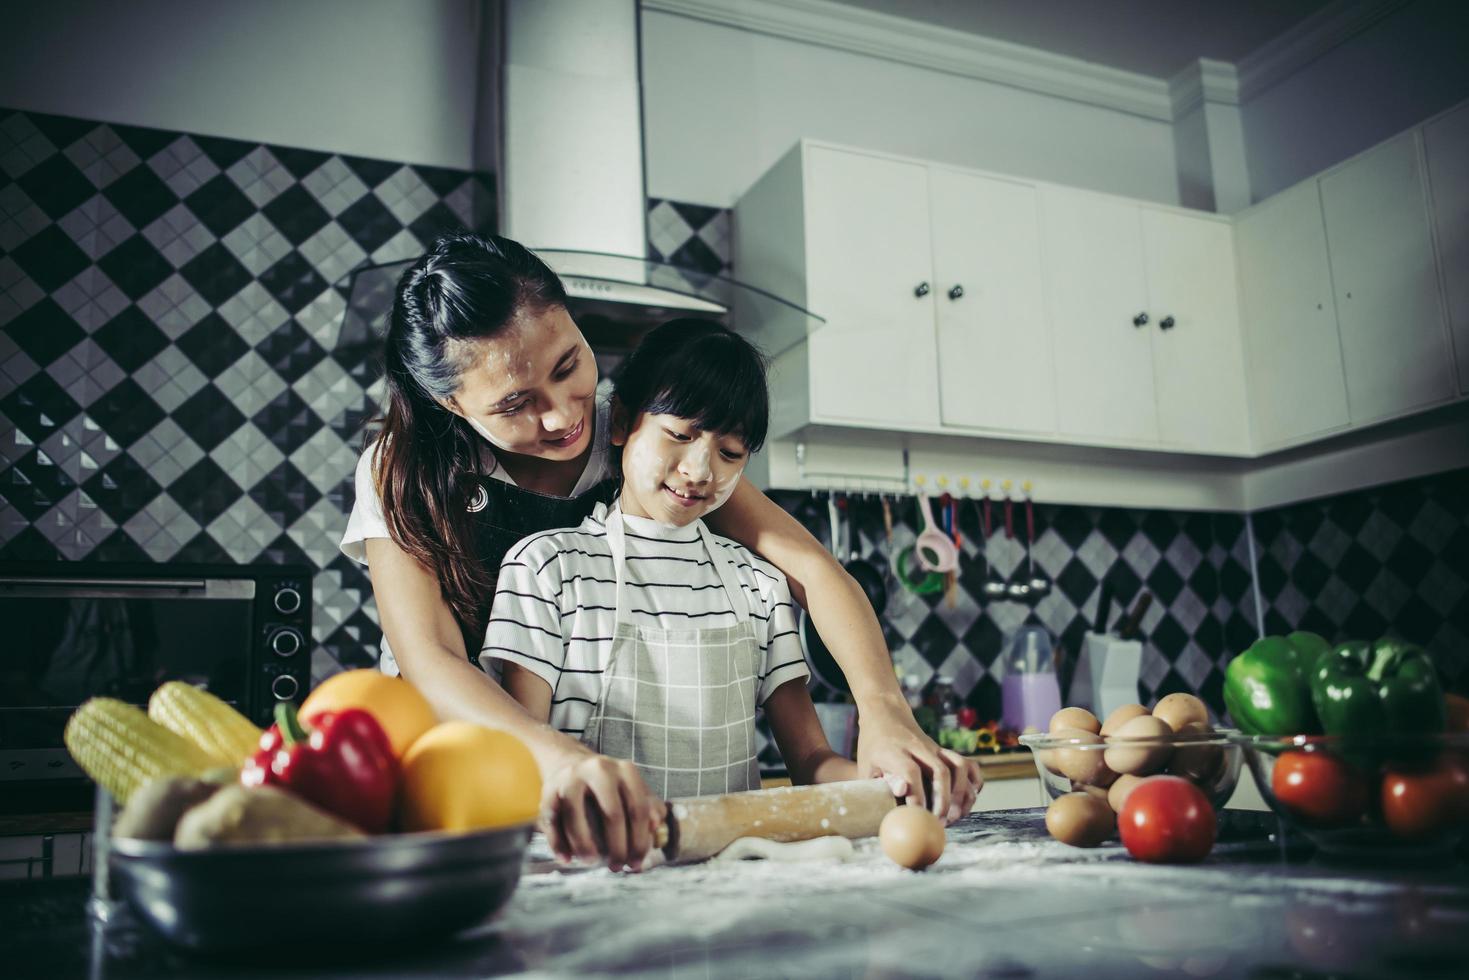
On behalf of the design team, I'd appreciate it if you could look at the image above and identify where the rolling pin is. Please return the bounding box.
[655,778,896,864]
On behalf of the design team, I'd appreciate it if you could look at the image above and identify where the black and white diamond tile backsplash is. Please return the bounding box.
[1252,468,1468,691]
[0,108,494,682]
[768,491,1259,728]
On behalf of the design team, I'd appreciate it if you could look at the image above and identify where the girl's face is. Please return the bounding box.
[441,305,598,461]
[614,411,748,526]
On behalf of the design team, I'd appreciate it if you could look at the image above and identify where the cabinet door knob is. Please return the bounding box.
[947,285,964,300]
[1160,316,1176,330]
[914,282,931,298]
[1132,312,1149,327]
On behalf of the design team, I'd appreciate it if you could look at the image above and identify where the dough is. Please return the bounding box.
[711,836,855,863]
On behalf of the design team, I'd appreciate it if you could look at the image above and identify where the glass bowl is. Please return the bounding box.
[1018,728,1242,810]
[1229,732,1469,860]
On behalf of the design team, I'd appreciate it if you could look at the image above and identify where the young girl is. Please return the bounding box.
[340,233,979,870]
[484,322,857,864]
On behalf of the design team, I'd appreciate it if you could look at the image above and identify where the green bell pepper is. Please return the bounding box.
[1310,637,1445,736]
[1223,631,1331,736]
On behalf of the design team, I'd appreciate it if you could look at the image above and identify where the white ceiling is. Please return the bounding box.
[822,0,1337,78]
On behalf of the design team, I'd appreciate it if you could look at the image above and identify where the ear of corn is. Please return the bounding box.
[148,681,263,768]
[63,698,217,803]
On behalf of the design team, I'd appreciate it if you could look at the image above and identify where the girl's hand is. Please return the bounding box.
[539,745,666,872]
[858,700,983,824]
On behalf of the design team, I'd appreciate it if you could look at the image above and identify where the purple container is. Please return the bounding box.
[1002,671,1062,733]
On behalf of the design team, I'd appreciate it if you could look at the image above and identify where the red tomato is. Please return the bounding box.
[1270,750,1369,827]
[1381,755,1469,840]
[957,706,979,730]
[1118,775,1216,863]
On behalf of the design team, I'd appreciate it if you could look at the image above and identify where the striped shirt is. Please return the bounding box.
[481,504,808,740]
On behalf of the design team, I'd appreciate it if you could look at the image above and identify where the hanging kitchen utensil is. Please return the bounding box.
[840,496,887,616]
[881,495,894,545]
[799,495,851,693]
[942,494,958,608]
[1004,492,1032,601]
[914,493,958,573]
[894,544,946,595]
[1022,492,1051,599]
[978,495,1007,599]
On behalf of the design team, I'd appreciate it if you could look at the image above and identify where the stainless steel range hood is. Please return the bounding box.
[498,0,724,317]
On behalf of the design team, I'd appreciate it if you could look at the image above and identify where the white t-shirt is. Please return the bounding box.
[339,380,615,674]
[483,504,808,741]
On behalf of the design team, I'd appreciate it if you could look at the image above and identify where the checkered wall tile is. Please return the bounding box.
[767,491,1260,729]
[1252,468,1468,693]
[0,108,494,681]
[647,198,730,274]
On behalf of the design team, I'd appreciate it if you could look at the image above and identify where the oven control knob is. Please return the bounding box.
[271,674,300,701]
[270,628,303,657]
[273,587,302,615]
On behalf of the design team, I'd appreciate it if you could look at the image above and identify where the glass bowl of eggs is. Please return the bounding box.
[1228,731,1469,860]
[1018,695,1244,815]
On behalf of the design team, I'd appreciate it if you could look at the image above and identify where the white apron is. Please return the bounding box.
[582,504,763,799]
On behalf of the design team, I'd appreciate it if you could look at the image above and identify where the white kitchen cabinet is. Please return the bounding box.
[1320,132,1455,424]
[1142,209,1251,455]
[1235,181,1350,450]
[930,168,1056,436]
[1041,186,1159,445]
[1424,102,1469,394]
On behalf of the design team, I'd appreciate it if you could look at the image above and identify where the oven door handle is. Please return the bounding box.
[0,577,256,599]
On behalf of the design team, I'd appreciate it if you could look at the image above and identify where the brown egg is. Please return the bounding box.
[1049,706,1101,734]
[1103,714,1174,775]
[1100,703,1150,736]
[1071,781,1111,803]
[1107,773,1144,813]
[1152,693,1210,733]
[879,805,946,870]
[1045,792,1115,847]
[1168,720,1225,786]
[1046,728,1115,787]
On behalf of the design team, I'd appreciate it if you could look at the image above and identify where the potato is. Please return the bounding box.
[174,785,365,849]
[1103,714,1173,776]
[1152,693,1209,733]
[113,776,220,842]
[1049,707,1101,734]
[1100,703,1150,736]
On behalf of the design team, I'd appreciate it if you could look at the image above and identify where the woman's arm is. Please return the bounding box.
[365,537,663,869]
[762,680,859,785]
[706,478,982,821]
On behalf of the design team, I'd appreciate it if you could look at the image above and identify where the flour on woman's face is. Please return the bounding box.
[443,306,598,462]
[616,413,748,526]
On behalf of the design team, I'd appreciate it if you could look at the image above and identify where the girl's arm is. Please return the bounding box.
[762,680,858,785]
[365,537,663,869]
[706,478,982,822]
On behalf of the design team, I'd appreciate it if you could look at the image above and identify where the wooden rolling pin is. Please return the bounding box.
[655,778,896,864]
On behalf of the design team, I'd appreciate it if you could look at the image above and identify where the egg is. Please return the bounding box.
[1168,720,1225,785]
[1046,728,1116,787]
[1100,703,1150,736]
[1045,792,1115,847]
[1152,693,1210,733]
[1103,714,1174,775]
[879,805,946,870]
[1049,706,1101,734]
[1107,773,1144,813]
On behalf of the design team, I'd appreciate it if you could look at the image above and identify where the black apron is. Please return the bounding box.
[457,474,619,660]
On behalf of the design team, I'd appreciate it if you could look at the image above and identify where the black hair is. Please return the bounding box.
[613,318,769,452]
[373,232,567,651]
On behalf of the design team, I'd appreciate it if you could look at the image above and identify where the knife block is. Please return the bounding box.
[1070,634,1143,720]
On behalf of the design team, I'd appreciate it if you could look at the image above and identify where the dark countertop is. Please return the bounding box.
[4,809,1467,979]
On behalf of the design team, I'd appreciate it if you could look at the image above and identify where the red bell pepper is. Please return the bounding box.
[241,702,398,833]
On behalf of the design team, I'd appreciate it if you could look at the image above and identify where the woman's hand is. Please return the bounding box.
[540,744,666,872]
[859,696,983,824]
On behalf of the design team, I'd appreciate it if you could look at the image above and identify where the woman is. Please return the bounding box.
[341,233,979,868]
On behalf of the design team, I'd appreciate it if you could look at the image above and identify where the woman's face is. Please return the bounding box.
[615,411,748,526]
[442,305,598,461]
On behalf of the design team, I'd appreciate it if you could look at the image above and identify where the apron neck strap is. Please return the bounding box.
[605,501,752,624]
